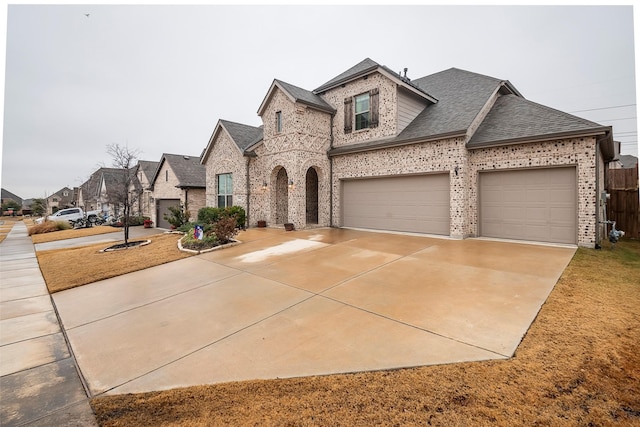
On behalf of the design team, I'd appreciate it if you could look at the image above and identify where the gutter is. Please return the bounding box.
[467,127,611,150]
[246,156,251,228]
[329,113,334,227]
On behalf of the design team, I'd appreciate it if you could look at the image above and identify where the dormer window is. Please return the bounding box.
[344,88,379,134]
[276,111,282,133]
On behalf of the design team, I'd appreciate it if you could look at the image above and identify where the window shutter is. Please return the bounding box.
[344,97,353,134]
[369,88,379,128]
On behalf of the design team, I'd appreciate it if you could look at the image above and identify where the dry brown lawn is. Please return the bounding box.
[37,232,193,293]
[30,224,121,244]
[91,239,640,426]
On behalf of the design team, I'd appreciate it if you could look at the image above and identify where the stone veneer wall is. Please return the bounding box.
[320,72,398,148]
[331,136,468,237]
[249,87,332,229]
[468,137,597,247]
[184,188,206,222]
[203,128,248,213]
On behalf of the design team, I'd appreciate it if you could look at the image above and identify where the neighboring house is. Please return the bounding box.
[201,58,617,247]
[149,153,206,229]
[46,187,74,214]
[96,168,140,219]
[134,160,159,219]
[77,168,120,214]
[610,154,638,170]
[1,188,23,214]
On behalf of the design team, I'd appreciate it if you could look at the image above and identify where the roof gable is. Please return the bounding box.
[313,58,437,103]
[152,153,206,188]
[201,119,263,164]
[257,79,335,116]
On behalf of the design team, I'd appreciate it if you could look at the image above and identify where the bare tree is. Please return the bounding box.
[106,143,141,245]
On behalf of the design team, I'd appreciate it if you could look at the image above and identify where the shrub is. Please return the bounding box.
[127,215,145,226]
[197,206,246,229]
[212,216,238,244]
[181,227,219,251]
[28,221,71,236]
[225,206,246,229]
[197,207,223,224]
[164,205,189,228]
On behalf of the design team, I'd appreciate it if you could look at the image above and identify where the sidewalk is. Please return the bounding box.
[0,222,97,427]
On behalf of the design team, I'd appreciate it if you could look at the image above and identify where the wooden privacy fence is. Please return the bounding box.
[606,167,639,239]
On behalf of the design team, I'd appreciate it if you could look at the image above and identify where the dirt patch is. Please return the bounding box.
[37,233,193,293]
[91,240,640,426]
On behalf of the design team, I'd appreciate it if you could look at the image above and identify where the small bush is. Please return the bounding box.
[213,216,238,244]
[226,206,246,229]
[181,227,219,251]
[197,206,246,229]
[164,205,189,228]
[28,221,71,236]
[197,207,223,224]
[127,216,145,226]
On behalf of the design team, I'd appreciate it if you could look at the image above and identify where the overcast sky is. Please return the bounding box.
[1,4,637,199]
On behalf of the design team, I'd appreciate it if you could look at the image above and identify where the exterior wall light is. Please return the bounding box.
[288,179,295,190]
[262,181,268,191]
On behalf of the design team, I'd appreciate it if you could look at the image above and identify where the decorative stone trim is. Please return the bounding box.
[177,237,241,255]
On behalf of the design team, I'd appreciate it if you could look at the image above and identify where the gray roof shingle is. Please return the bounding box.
[314,58,379,93]
[161,154,206,188]
[468,94,609,147]
[275,80,335,113]
[400,68,505,141]
[220,120,264,151]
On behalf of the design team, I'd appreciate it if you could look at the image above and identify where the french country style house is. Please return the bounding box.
[201,58,617,247]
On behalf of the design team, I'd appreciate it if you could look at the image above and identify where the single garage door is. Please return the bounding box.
[157,199,180,229]
[342,174,450,235]
[480,167,577,244]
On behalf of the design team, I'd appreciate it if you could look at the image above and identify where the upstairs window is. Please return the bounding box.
[165,170,168,181]
[344,88,379,134]
[355,93,370,130]
[276,111,282,133]
[217,173,233,208]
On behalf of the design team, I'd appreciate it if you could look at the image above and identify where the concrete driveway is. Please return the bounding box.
[51,228,576,396]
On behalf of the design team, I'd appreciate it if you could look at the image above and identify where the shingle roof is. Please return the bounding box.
[274,80,335,113]
[313,58,437,102]
[220,120,264,151]
[161,153,206,188]
[468,94,610,148]
[314,58,379,93]
[137,160,159,182]
[81,168,120,199]
[401,68,505,142]
[619,155,638,169]
[1,188,22,204]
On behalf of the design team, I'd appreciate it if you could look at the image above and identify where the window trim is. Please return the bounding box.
[276,111,282,133]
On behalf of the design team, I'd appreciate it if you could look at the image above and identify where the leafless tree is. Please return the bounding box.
[106,143,141,245]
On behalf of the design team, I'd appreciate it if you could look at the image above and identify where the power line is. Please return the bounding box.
[593,117,637,122]
[569,104,637,114]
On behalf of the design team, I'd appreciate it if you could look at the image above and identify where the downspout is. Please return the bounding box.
[246,156,251,229]
[329,113,335,227]
[184,188,189,219]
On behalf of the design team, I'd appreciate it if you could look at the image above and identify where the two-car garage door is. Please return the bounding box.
[342,174,450,235]
[479,167,577,244]
[341,167,577,245]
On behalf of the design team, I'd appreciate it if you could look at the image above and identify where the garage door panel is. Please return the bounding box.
[343,174,450,235]
[480,168,576,244]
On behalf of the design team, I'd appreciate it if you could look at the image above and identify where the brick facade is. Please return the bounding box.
[200,62,612,247]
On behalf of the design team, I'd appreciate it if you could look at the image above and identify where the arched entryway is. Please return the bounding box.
[275,167,289,224]
[306,167,318,224]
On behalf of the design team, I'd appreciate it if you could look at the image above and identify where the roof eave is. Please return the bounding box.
[467,127,611,150]
[328,131,466,157]
[313,65,379,94]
